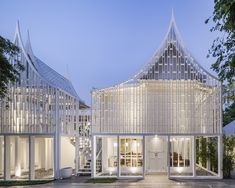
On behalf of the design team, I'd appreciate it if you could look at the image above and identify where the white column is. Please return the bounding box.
[15,136,21,177]
[218,135,223,178]
[91,135,95,178]
[0,137,3,175]
[75,135,79,175]
[5,136,11,180]
[117,135,120,178]
[142,136,145,179]
[54,89,61,179]
[192,136,196,177]
[167,135,170,178]
[29,136,35,180]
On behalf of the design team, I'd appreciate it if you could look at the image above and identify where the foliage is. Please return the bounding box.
[0,180,53,186]
[197,137,218,173]
[86,178,117,183]
[0,35,24,99]
[223,102,235,126]
[223,135,235,178]
[206,0,235,85]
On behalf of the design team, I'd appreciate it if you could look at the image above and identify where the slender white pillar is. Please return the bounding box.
[218,135,223,178]
[15,136,21,177]
[142,136,145,179]
[0,137,3,176]
[117,135,120,178]
[75,136,79,175]
[167,135,170,178]
[29,136,35,180]
[192,136,196,177]
[54,89,61,179]
[91,135,95,178]
[5,136,11,180]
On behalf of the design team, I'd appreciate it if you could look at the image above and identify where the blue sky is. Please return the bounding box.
[0,0,218,104]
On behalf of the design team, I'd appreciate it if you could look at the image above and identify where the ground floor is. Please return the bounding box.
[92,134,223,179]
[0,134,77,180]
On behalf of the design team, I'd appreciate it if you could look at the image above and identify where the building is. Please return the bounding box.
[0,22,88,180]
[91,13,223,179]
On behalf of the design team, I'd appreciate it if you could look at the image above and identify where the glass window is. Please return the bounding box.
[34,136,54,179]
[169,136,193,176]
[6,136,29,179]
[95,136,117,177]
[120,136,143,177]
[196,136,218,176]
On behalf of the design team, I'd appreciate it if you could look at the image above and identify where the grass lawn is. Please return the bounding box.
[0,180,53,187]
[86,178,117,183]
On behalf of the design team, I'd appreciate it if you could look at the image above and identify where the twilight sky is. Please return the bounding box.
[0,0,218,105]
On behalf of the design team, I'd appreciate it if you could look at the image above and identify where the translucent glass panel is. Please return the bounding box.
[169,136,193,176]
[120,136,143,177]
[34,136,54,179]
[196,136,218,176]
[95,136,117,177]
[6,136,29,179]
[0,136,3,179]
[92,80,221,134]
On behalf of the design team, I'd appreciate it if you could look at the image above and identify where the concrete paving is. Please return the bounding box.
[9,175,235,188]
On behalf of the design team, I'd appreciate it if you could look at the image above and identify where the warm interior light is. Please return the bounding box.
[130,167,138,174]
[125,142,128,147]
[113,142,117,147]
[15,164,21,177]
[176,167,183,174]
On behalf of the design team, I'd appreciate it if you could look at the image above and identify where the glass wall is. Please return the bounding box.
[95,136,117,177]
[34,136,54,179]
[196,136,218,176]
[120,136,143,177]
[0,136,4,179]
[169,136,193,177]
[6,136,29,179]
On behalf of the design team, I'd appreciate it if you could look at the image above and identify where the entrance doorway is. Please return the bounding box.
[146,136,167,174]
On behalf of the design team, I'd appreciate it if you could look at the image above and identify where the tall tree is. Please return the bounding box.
[206,0,235,86]
[0,36,24,99]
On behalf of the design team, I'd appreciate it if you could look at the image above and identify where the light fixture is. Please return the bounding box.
[125,142,128,147]
[113,142,117,147]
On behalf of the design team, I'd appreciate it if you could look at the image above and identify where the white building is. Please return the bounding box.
[0,22,89,180]
[91,14,223,179]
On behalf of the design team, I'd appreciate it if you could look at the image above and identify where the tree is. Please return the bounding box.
[206,0,235,85]
[223,135,235,178]
[223,102,235,126]
[0,35,24,99]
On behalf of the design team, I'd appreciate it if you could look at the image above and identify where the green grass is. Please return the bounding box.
[86,178,117,183]
[0,180,53,187]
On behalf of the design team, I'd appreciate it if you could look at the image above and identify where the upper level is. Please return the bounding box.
[0,22,84,135]
[92,13,222,135]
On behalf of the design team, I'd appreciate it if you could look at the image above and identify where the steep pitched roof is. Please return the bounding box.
[122,11,218,85]
[14,21,82,101]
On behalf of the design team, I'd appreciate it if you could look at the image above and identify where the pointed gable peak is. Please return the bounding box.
[25,30,34,56]
[164,10,184,45]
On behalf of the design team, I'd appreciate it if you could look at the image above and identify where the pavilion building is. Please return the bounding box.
[91,13,223,179]
[0,22,88,180]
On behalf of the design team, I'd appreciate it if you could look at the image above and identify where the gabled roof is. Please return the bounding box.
[14,21,82,101]
[121,11,218,85]
[223,120,235,135]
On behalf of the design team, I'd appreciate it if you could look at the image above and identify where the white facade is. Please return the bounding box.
[0,22,87,180]
[91,14,223,179]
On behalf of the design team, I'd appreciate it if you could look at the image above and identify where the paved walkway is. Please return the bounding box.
[11,175,235,188]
